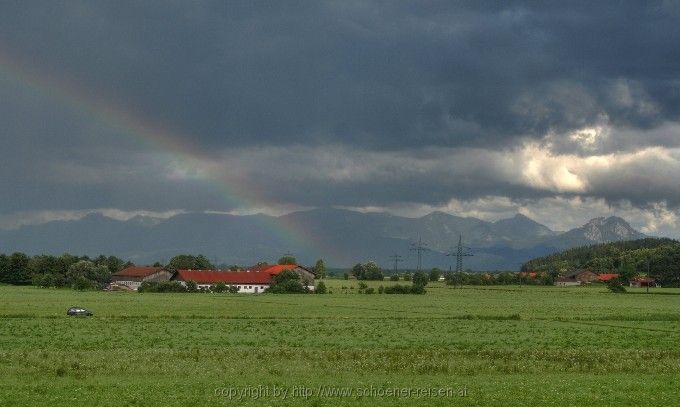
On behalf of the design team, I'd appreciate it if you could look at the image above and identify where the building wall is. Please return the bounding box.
[112,280,143,290]
[193,283,269,293]
[576,272,599,282]
[144,270,173,282]
[293,267,316,287]
[111,270,173,290]
[555,281,580,287]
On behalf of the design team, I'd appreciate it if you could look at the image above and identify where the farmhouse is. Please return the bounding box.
[519,271,539,279]
[629,276,657,288]
[597,273,620,283]
[110,266,173,290]
[554,270,599,287]
[172,270,273,293]
[554,276,581,287]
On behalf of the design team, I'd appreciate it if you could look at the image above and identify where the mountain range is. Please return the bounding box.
[0,208,646,270]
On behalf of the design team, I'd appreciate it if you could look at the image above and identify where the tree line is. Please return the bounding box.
[521,238,680,287]
[0,252,128,289]
[0,251,329,291]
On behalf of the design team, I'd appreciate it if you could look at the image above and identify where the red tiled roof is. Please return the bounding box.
[597,273,619,282]
[631,276,655,283]
[246,263,271,272]
[260,264,300,275]
[112,266,164,278]
[174,270,272,285]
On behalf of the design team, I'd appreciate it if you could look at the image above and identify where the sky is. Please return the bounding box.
[2,1,680,236]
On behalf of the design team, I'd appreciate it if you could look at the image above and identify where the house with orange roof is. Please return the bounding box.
[597,273,619,283]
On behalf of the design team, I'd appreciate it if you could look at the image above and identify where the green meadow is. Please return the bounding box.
[1,282,679,406]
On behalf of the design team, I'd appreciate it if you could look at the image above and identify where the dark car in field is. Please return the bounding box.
[67,307,93,316]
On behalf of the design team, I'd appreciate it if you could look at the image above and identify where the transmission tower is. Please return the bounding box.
[449,235,473,273]
[410,237,430,272]
[389,254,403,274]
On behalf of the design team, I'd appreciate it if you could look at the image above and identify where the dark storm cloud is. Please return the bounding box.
[2,1,680,225]
[1,1,679,151]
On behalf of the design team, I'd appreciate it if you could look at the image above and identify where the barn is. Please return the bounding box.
[171,270,273,293]
[110,266,173,290]
[554,276,581,287]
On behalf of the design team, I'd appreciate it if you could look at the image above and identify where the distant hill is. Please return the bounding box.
[0,208,651,270]
[542,216,646,250]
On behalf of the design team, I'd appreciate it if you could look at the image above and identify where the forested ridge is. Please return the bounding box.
[522,238,680,286]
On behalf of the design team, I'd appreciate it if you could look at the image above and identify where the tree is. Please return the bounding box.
[277,255,297,265]
[353,262,383,280]
[363,262,383,280]
[166,255,215,272]
[67,260,110,289]
[618,261,637,283]
[412,271,429,288]
[607,279,627,293]
[0,254,8,283]
[351,263,365,279]
[314,259,326,279]
[267,269,308,293]
[185,280,199,292]
[212,282,228,293]
[4,252,31,285]
[315,281,327,294]
[104,256,125,273]
[429,268,442,282]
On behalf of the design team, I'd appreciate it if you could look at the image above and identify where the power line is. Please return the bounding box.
[446,235,473,273]
[410,237,430,272]
[389,254,403,274]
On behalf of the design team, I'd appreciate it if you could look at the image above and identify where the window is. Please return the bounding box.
[237,286,241,289]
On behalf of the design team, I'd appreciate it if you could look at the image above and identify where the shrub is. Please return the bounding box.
[365,287,375,294]
[607,280,627,293]
[378,285,384,294]
[358,282,368,290]
[138,281,187,293]
[185,281,199,292]
[383,284,412,294]
[383,283,426,294]
[412,271,429,287]
[72,276,95,291]
[389,275,399,281]
[212,282,227,293]
[267,269,309,294]
[315,281,327,294]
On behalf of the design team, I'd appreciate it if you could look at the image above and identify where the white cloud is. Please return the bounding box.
[338,196,680,238]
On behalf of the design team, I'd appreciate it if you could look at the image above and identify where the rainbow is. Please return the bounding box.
[0,46,340,265]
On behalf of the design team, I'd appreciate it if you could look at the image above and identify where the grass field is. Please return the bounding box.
[1,281,679,406]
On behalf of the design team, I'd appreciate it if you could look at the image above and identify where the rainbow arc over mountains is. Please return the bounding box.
[0,46,336,264]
